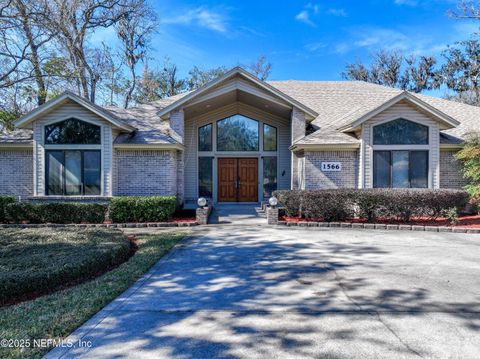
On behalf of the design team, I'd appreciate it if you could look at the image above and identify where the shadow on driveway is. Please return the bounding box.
[47,226,480,359]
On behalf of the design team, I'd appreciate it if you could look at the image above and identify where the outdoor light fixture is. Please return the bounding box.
[197,197,207,207]
[269,197,278,207]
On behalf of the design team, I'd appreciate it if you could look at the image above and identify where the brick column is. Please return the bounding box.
[267,207,279,225]
[196,206,211,225]
[170,109,184,144]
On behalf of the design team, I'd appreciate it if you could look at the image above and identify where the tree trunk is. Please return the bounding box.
[16,0,46,105]
[124,66,136,108]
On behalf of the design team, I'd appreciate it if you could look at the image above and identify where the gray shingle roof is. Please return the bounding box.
[2,81,480,146]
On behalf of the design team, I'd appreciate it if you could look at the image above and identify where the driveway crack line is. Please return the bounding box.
[332,267,425,359]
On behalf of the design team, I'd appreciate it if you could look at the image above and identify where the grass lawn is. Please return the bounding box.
[0,229,185,359]
[0,228,132,305]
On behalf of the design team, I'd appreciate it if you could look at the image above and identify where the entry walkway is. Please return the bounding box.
[209,203,266,225]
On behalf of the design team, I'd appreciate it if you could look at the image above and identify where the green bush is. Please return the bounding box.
[273,190,303,217]
[274,189,470,222]
[0,196,15,222]
[357,189,470,222]
[302,189,356,221]
[109,196,176,223]
[0,228,131,305]
[5,202,108,224]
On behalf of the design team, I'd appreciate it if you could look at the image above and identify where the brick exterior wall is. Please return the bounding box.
[0,149,33,196]
[439,150,468,189]
[176,150,184,203]
[304,150,358,189]
[114,149,178,196]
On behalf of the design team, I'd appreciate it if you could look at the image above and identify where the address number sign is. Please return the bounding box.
[321,162,342,172]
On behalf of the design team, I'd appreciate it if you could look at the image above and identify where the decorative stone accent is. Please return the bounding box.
[267,207,279,225]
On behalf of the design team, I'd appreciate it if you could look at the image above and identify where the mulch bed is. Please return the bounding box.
[169,208,196,223]
[280,214,480,228]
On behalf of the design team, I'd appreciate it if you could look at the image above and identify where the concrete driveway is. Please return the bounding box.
[46,226,480,359]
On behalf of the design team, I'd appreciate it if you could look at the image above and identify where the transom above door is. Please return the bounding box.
[218,158,258,202]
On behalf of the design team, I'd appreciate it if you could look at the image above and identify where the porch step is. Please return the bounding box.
[209,204,266,225]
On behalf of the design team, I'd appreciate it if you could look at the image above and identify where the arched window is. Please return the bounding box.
[373,118,428,145]
[217,115,259,151]
[45,118,101,144]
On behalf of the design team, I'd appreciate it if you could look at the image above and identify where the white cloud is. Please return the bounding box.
[306,3,320,15]
[295,10,316,26]
[162,7,228,33]
[354,28,411,50]
[327,8,347,17]
[394,0,418,6]
[305,42,327,52]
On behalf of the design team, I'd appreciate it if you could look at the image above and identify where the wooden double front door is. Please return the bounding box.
[218,158,258,202]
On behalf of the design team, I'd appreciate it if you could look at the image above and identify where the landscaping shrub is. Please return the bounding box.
[109,196,176,223]
[0,228,131,305]
[0,196,15,222]
[368,189,470,222]
[302,189,356,221]
[274,188,470,222]
[4,202,108,224]
[273,190,303,217]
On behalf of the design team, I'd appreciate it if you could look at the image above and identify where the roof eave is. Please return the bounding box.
[290,143,360,152]
[337,92,461,132]
[0,142,33,148]
[14,92,136,132]
[113,143,184,151]
[157,67,319,120]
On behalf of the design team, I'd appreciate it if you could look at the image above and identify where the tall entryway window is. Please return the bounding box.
[197,113,279,203]
[218,158,258,202]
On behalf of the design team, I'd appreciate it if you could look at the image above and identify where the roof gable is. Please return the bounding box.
[156,67,319,120]
[337,91,460,132]
[14,91,135,132]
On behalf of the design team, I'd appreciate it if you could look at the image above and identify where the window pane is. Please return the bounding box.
[47,151,64,195]
[217,115,259,151]
[198,124,212,151]
[392,151,409,188]
[65,151,82,195]
[198,157,213,198]
[45,118,101,144]
[373,119,428,145]
[410,151,428,188]
[263,124,277,151]
[263,157,277,198]
[373,151,391,188]
[84,151,101,195]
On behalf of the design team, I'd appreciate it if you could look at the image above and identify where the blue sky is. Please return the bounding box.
[97,0,479,81]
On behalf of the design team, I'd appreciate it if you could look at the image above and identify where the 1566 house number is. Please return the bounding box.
[321,162,342,172]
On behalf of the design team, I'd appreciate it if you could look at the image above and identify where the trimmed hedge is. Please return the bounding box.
[274,189,470,222]
[0,227,131,305]
[109,196,176,223]
[5,202,108,224]
[0,196,15,222]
